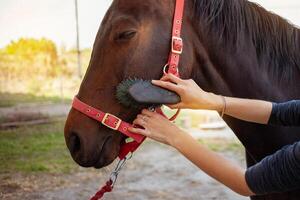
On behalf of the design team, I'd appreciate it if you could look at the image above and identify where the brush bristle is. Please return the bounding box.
[116,78,151,109]
[116,78,180,109]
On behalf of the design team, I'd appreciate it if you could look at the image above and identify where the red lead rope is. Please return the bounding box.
[72,0,185,199]
[90,180,113,200]
[90,156,130,200]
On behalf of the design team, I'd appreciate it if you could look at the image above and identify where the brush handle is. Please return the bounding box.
[128,81,181,105]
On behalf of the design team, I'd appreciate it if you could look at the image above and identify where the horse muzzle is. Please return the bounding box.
[64,110,122,168]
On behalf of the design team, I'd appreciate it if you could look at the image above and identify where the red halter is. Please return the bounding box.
[72,0,185,199]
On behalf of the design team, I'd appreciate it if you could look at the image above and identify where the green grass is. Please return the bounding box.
[0,118,244,175]
[0,92,71,107]
[0,121,78,174]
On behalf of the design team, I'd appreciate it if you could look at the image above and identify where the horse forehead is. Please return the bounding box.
[113,0,170,15]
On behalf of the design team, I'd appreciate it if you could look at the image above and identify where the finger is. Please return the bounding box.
[137,114,144,119]
[151,80,181,93]
[133,118,147,127]
[160,76,170,81]
[160,73,183,84]
[141,109,155,117]
[128,127,149,137]
[137,114,149,122]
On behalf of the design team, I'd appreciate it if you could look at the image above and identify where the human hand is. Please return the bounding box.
[152,74,223,111]
[128,109,184,146]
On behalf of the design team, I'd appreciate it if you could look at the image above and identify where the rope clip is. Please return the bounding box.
[109,153,132,187]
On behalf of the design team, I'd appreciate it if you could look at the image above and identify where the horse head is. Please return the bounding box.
[64,0,196,168]
[64,1,300,199]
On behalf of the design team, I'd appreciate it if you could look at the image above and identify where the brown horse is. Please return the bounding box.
[64,0,300,199]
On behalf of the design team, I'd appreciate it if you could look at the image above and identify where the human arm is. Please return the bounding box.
[153,74,300,126]
[173,130,253,196]
[245,141,300,194]
[129,75,300,195]
[220,97,272,124]
[129,110,300,196]
[268,100,300,126]
[152,74,273,124]
[128,110,254,196]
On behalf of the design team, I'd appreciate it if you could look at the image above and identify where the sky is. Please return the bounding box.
[0,0,300,49]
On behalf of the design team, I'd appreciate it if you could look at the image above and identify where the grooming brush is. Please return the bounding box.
[116,78,181,109]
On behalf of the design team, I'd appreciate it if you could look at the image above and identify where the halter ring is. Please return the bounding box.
[163,64,179,75]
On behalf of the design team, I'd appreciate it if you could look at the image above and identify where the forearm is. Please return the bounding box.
[170,131,254,196]
[222,97,272,124]
[225,99,300,126]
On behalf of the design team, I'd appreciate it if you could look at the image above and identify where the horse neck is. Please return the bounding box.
[188,6,300,102]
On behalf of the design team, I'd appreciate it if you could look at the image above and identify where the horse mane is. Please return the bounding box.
[192,0,300,76]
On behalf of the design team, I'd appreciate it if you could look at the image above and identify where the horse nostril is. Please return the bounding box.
[69,132,81,155]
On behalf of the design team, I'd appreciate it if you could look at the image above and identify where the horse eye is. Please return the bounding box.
[115,30,137,41]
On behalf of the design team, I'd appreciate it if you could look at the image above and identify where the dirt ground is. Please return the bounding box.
[0,141,248,200]
[0,103,248,199]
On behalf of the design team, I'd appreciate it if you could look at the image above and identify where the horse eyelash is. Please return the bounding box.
[115,31,137,41]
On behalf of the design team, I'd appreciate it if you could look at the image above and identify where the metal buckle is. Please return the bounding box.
[102,113,122,130]
[171,36,183,54]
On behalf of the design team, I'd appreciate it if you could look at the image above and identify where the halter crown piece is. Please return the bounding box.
[72,0,185,199]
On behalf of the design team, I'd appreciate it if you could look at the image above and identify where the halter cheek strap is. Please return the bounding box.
[161,0,185,124]
[167,0,184,77]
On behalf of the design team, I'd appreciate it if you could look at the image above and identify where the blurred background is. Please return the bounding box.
[0,1,299,200]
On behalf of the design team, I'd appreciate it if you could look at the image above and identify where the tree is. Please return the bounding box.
[1,38,59,78]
